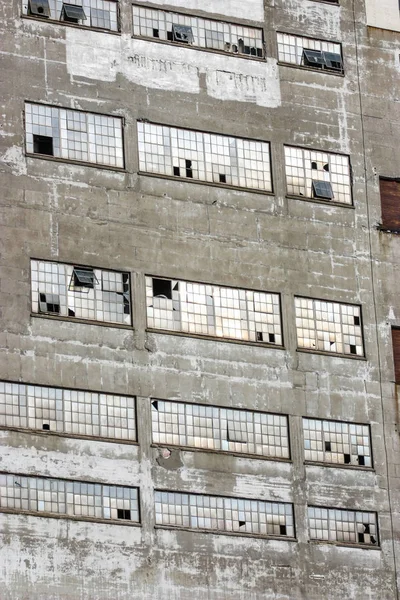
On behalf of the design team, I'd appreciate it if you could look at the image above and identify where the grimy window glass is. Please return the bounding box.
[25,103,124,168]
[23,0,118,31]
[284,146,352,205]
[146,276,282,345]
[277,33,343,73]
[303,418,372,467]
[308,506,378,546]
[0,381,136,442]
[155,490,295,538]
[0,473,139,523]
[31,259,132,326]
[132,5,264,58]
[295,297,364,357]
[137,122,272,192]
[152,399,289,459]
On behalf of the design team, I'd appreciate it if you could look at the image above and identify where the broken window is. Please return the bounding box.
[132,5,264,58]
[295,297,364,357]
[25,103,124,168]
[0,380,137,441]
[137,122,272,192]
[23,0,118,31]
[284,145,352,205]
[146,276,282,345]
[151,399,289,459]
[303,418,372,467]
[379,178,400,231]
[154,490,294,538]
[308,506,378,546]
[28,0,51,17]
[38,293,60,314]
[31,259,132,325]
[0,473,139,524]
[277,32,344,74]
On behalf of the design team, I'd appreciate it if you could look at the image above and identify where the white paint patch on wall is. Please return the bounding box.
[366,0,400,32]
[150,0,264,22]
[65,31,281,108]
[283,0,342,39]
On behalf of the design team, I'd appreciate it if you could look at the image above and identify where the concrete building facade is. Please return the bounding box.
[1,0,400,598]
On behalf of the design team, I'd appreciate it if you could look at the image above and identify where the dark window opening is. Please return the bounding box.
[167,30,173,41]
[303,49,325,68]
[173,166,180,176]
[68,308,75,317]
[117,509,131,520]
[256,332,263,342]
[39,293,60,314]
[153,278,172,299]
[153,28,159,38]
[269,333,276,343]
[344,453,351,464]
[311,161,318,170]
[280,525,287,536]
[358,455,365,466]
[28,0,50,17]
[33,134,54,156]
[324,441,331,451]
[256,48,263,57]
[42,423,50,430]
[172,24,194,44]
[73,268,96,288]
[219,174,226,183]
[61,3,86,22]
[322,51,343,72]
[323,163,330,172]
[354,316,360,326]
[151,400,159,411]
[185,159,193,178]
[238,520,246,527]
[349,344,357,355]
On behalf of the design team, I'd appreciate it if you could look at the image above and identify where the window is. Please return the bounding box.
[295,297,364,357]
[146,276,282,345]
[25,103,124,168]
[379,178,400,232]
[132,5,264,58]
[24,0,118,31]
[303,418,372,467]
[277,33,343,74]
[137,122,272,192]
[392,328,400,383]
[0,473,139,524]
[151,399,289,459]
[31,260,132,326]
[308,506,378,546]
[0,381,136,442]
[284,146,352,205]
[155,491,295,538]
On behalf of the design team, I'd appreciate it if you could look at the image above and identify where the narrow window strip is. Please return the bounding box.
[23,0,119,31]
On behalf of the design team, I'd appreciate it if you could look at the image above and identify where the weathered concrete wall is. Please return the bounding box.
[1,0,400,598]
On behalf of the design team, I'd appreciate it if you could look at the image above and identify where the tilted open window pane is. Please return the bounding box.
[308,506,378,546]
[155,490,294,538]
[152,399,289,459]
[0,473,139,524]
[277,33,343,73]
[31,259,132,326]
[303,418,372,467]
[23,0,118,30]
[25,103,124,168]
[0,381,136,442]
[146,276,282,345]
[295,297,364,357]
[132,5,264,58]
[284,146,352,205]
[138,122,272,192]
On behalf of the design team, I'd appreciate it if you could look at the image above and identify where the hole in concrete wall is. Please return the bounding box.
[33,134,53,156]
[153,278,172,299]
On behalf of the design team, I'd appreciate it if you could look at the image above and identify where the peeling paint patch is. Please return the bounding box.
[0,145,27,176]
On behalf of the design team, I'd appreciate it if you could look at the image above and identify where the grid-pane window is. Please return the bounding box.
[308,506,378,546]
[284,146,351,205]
[25,103,124,168]
[303,418,372,467]
[31,259,132,326]
[137,122,272,192]
[295,297,364,357]
[132,5,264,58]
[23,0,118,31]
[152,400,289,459]
[0,473,139,523]
[0,381,136,442]
[146,276,282,345]
[277,33,343,73]
[155,491,294,538]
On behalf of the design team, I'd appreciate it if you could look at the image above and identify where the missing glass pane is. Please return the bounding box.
[152,278,172,299]
[33,135,53,156]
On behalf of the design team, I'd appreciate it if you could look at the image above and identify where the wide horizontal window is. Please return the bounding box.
[277,32,343,74]
[0,473,139,524]
[152,399,289,459]
[308,506,378,546]
[295,297,364,357]
[31,259,131,326]
[155,490,295,538]
[0,381,136,442]
[137,122,272,192]
[25,103,124,168]
[303,418,372,467]
[23,0,118,31]
[284,146,351,205]
[146,276,282,345]
[132,4,264,58]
